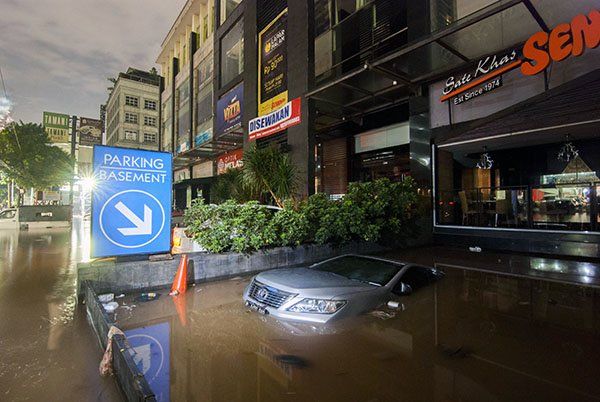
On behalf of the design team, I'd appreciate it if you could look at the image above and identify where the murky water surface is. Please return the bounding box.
[0,223,121,401]
[116,249,600,402]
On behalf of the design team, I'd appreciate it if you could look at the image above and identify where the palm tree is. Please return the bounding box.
[240,145,297,208]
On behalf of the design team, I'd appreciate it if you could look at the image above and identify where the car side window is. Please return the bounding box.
[399,266,432,291]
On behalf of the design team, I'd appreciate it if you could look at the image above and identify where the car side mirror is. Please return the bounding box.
[393,282,412,296]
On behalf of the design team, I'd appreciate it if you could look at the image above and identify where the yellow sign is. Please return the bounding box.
[258,8,288,116]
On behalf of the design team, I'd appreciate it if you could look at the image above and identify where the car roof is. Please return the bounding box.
[311,254,408,268]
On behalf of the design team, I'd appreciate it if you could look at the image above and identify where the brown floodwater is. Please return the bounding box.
[115,248,600,402]
[0,222,122,401]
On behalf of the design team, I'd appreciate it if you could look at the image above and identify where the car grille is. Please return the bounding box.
[248,280,294,308]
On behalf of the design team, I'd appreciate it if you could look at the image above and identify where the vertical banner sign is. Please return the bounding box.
[258,9,288,116]
[78,117,103,146]
[43,111,70,143]
[91,145,172,258]
[216,82,243,136]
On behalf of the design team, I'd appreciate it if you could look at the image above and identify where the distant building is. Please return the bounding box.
[105,68,161,150]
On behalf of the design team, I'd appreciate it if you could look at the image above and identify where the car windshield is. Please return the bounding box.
[313,256,402,286]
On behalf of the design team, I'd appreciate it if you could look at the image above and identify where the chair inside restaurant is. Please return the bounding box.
[436,133,600,232]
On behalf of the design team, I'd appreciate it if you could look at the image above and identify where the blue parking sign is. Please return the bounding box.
[91,145,172,258]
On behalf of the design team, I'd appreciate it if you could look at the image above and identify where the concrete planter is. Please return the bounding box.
[78,241,385,296]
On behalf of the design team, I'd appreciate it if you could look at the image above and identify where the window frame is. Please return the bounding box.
[124,130,138,141]
[125,95,139,107]
[144,99,157,110]
[124,112,138,124]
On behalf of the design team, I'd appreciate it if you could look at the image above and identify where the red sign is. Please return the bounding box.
[521,9,599,75]
[248,97,301,141]
[217,148,244,175]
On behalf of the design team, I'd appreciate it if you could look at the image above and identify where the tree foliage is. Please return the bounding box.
[240,144,298,208]
[211,168,259,204]
[0,122,73,202]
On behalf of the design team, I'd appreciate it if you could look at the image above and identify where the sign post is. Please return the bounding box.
[91,145,172,258]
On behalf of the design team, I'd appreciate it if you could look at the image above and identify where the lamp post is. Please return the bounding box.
[69,115,78,207]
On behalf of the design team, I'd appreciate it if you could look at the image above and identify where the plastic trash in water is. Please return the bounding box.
[387,301,402,309]
[469,246,482,252]
[135,292,160,302]
[98,293,114,303]
[102,301,119,313]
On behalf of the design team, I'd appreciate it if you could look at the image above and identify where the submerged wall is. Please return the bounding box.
[78,242,385,295]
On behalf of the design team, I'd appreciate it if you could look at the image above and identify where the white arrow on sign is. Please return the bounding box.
[115,201,152,236]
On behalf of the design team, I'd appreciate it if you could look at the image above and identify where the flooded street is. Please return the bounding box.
[0,222,122,401]
[115,248,600,402]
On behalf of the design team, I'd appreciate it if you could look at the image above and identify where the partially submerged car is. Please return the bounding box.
[243,254,444,323]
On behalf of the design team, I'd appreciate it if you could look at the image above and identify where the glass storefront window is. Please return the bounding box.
[196,84,212,126]
[161,96,172,152]
[194,54,213,147]
[220,18,244,86]
[176,78,191,152]
[435,138,600,232]
[220,0,242,25]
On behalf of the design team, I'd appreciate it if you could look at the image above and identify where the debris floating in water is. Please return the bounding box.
[98,293,114,303]
[135,292,160,302]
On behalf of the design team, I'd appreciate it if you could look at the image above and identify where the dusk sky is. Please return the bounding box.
[0,0,186,123]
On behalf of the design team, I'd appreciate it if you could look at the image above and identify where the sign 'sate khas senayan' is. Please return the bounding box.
[441,9,599,103]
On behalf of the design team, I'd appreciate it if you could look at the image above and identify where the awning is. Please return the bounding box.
[436,70,600,153]
[307,0,596,133]
[173,130,243,168]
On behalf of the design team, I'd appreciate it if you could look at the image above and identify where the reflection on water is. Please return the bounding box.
[118,267,600,402]
[0,221,120,401]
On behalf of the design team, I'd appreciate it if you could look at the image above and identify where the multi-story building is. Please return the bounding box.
[105,68,161,151]
[157,0,247,209]
[158,0,600,258]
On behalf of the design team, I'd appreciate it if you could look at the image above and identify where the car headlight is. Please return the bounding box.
[287,298,346,314]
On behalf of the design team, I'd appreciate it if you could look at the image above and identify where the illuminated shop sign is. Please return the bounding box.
[258,9,288,116]
[441,9,599,103]
[248,97,301,141]
[440,50,515,103]
[216,82,243,136]
[521,9,599,75]
[217,148,244,175]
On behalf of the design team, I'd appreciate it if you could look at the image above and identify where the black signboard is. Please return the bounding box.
[78,117,103,146]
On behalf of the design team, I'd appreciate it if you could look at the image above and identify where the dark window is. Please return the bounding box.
[220,18,244,86]
[314,256,402,286]
[398,266,433,291]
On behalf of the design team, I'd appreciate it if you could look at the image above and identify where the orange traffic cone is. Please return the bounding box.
[169,254,188,296]
[172,294,188,326]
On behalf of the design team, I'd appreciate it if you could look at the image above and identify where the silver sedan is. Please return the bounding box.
[243,254,444,323]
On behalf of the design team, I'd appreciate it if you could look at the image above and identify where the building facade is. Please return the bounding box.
[105,68,161,151]
[157,0,599,257]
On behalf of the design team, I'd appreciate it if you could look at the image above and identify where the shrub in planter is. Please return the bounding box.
[269,200,310,247]
[184,199,276,253]
[183,177,420,253]
[343,177,419,244]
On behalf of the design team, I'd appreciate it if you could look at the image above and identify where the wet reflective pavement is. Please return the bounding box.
[0,222,122,401]
[115,248,600,402]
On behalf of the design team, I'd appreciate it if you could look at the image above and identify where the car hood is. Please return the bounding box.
[256,267,374,292]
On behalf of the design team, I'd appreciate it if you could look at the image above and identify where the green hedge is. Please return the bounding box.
[183,178,420,253]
